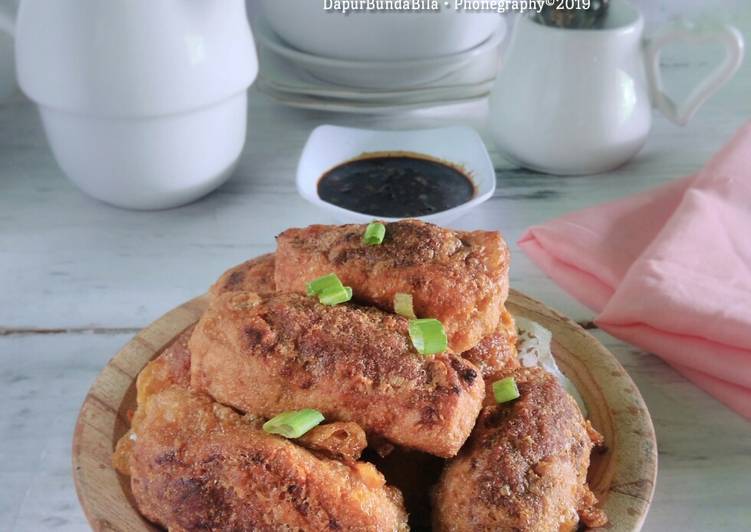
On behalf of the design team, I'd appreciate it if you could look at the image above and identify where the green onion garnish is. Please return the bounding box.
[408,318,448,355]
[306,273,343,296]
[319,285,353,306]
[492,377,520,404]
[305,273,352,306]
[394,293,416,319]
[363,222,386,245]
[262,409,324,438]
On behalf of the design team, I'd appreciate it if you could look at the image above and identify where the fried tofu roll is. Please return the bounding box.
[433,367,607,531]
[135,325,194,403]
[113,326,194,476]
[275,220,510,352]
[298,421,368,462]
[128,387,409,532]
[461,308,520,405]
[209,252,276,299]
[114,325,369,475]
[190,291,485,457]
[462,308,518,378]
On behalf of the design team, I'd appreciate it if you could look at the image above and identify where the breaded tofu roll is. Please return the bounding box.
[433,367,607,531]
[462,308,520,405]
[128,387,409,532]
[462,308,518,379]
[135,325,194,404]
[190,291,485,457]
[113,326,194,475]
[209,252,276,299]
[275,220,510,352]
[114,325,369,475]
[298,421,368,462]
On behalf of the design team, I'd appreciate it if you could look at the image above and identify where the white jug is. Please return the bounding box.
[0,0,258,209]
[488,0,744,175]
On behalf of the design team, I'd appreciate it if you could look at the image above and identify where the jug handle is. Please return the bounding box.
[0,5,14,37]
[644,19,744,126]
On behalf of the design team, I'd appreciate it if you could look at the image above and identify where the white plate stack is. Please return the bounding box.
[253,3,507,114]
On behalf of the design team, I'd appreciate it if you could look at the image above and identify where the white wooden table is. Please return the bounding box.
[2,8,751,532]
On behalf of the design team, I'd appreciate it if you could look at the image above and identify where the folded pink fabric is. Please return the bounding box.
[519,123,751,420]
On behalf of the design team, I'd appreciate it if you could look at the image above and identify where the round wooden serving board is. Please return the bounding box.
[73,290,657,531]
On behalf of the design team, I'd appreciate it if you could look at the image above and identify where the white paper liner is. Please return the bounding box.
[515,316,588,416]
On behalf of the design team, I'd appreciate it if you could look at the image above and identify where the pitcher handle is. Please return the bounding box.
[0,5,14,37]
[644,19,744,126]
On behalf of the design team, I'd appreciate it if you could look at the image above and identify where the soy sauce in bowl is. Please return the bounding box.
[317,152,476,218]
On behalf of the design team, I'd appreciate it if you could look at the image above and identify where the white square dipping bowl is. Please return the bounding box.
[297,125,496,225]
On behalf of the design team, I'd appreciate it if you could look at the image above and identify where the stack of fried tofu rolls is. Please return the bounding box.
[113,220,607,531]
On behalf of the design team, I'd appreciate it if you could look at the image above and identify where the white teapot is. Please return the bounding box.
[0,0,258,209]
[489,0,744,175]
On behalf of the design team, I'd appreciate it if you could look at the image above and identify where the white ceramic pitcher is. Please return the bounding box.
[0,0,258,209]
[489,0,744,175]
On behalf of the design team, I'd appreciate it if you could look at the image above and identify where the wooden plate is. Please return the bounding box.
[73,290,657,531]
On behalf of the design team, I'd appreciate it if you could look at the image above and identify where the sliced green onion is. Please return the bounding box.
[306,273,353,306]
[363,222,386,245]
[306,273,343,296]
[394,293,416,319]
[319,285,353,306]
[492,377,520,404]
[262,409,324,439]
[408,318,448,355]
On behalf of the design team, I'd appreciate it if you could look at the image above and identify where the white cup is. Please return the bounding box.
[488,0,744,175]
[1,0,258,209]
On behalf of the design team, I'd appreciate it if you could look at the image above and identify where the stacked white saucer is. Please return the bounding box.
[253,3,507,113]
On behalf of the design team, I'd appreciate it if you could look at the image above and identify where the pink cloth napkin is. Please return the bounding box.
[519,123,751,420]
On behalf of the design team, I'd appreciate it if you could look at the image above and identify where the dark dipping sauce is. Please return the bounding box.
[317,154,475,218]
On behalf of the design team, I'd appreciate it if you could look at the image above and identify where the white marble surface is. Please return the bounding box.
[2,4,751,532]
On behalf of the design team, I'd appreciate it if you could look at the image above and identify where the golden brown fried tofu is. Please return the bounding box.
[190,291,484,457]
[433,367,606,532]
[275,220,510,352]
[136,325,194,404]
[298,421,368,462]
[209,252,276,299]
[113,326,194,476]
[128,387,409,532]
[114,325,370,475]
[462,309,520,405]
[462,308,518,379]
